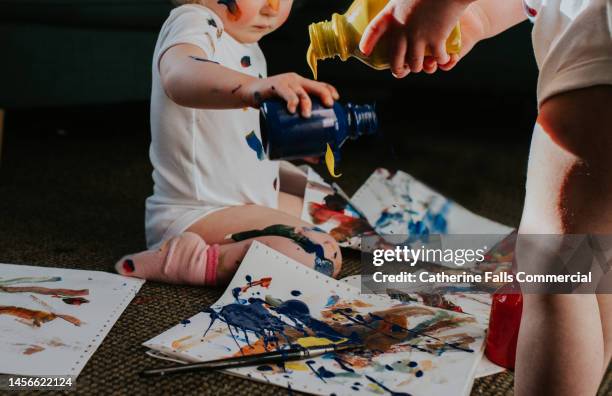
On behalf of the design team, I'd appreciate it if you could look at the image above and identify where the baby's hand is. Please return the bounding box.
[242,73,340,117]
[360,0,475,77]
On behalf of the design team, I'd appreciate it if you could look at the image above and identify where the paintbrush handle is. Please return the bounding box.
[140,349,304,377]
[140,344,361,377]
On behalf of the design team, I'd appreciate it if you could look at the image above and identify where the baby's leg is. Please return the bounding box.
[515,86,612,396]
[186,204,342,279]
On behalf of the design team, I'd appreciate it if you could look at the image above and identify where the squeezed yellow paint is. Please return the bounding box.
[325,144,342,178]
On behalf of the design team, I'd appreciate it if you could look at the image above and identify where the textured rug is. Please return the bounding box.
[0,129,608,395]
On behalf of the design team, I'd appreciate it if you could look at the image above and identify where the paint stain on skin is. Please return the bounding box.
[231,84,242,94]
[62,297,89,306]
[231,225,336,276]
[253,91,264,106]
[245,131,265,160]
[217,0,242,21]
[0,306,81,327]
[123,259,135,274]
[189,55,220,65]
[241,56,251,68]
[267,0,280,11]
[23,345,45,355]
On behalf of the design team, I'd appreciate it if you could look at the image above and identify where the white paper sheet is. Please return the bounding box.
[0,264,144,377]
[145,242,487,396]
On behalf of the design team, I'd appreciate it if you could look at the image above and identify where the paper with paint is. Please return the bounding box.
[144,242,487,396]
[340,275,493,325]
[351,168,514,253]
[301,167,375,249]
[0,264,144,376]
[339,274,506,379]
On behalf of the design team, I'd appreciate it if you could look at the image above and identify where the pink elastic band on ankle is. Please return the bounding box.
[205,244,220,286]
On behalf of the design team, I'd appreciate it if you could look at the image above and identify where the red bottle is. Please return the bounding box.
[485,281,523,369]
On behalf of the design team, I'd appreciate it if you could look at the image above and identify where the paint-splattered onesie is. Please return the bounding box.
[147,5,279,249]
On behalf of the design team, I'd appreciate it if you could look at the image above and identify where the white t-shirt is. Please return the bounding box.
[523,0,612,107]
[146,5,279,249]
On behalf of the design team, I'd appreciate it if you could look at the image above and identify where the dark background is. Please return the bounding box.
[0,0,537,256]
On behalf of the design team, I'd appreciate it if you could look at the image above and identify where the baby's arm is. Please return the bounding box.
[160,44,339,117]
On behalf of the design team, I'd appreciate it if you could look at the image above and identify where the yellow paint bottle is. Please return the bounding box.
[307,0,462,79]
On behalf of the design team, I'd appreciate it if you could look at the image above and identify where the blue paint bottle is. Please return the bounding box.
[259,98,378,161]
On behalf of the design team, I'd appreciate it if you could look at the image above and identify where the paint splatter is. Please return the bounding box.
[365,375,411,396]
[325,295,339,308]
[203,294,356,354]
[1,285,89,298]
[0,277,62,286]
[0,306,81,327]
[62,297,89,306]
[325,144,342,178]
[23,345,45,355]
[207,18,217,28]
[291,290,301,296]
[217,0,242,21]
[241,56,251,68]
[245,131,265,160]
[181,319,191,327]
[273,178,278,191]
[233,277,272,301]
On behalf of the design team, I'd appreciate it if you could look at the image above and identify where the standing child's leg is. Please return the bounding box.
[515,86,612,396]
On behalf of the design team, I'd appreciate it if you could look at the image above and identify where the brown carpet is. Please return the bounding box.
[0,129,609,395]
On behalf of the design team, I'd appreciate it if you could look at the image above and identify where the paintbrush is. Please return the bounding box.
[140,343,362,377]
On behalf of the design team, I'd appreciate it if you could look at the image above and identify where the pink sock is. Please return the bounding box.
[115,232,220,286]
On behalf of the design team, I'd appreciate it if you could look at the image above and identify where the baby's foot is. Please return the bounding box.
[115,232,220,286]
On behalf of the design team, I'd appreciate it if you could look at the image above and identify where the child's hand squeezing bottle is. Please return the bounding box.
[241,73,340,118]
[359,0,486,77]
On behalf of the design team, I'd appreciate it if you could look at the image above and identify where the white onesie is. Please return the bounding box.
[523,0,612,107]
[146,5,279,249]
